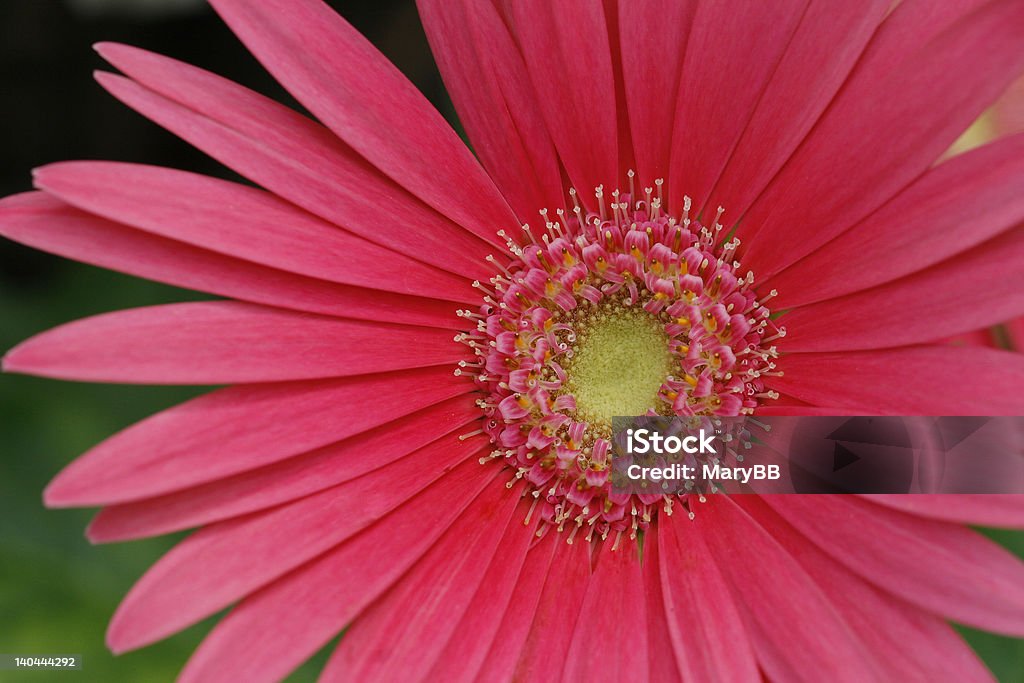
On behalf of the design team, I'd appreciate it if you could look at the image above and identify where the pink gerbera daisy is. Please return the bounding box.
[3,0,1024,680]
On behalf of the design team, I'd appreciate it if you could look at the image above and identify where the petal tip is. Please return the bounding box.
[41,481,68,509]
[85,510,133,545]
[85,517,108,545]
[93,70,133,100]
[106,594,162,655]
[2,334,60,378]
[1,341,35,375]
[0,348,17,374]
[105,624,133,656]
[30,162,84,195]
[42,472,88,509]
[29,165,55,189]
[93,41,130,62]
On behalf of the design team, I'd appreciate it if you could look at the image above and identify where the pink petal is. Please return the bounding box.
[742,0,1024,280]
[667,0,809,214]
[769,134,1024,307]
[705,1,889,219]
[510,0,618,197]
[33,162,473,302]
[44,367,470,506]
[474,530,559,683]
[174,468,504,682]
[764,495,1024,636]
[697,496,881,682]
[206,0,514,246]
[738,496,995,682]
[1008,316,1024,350]
[108,442,488,654]
[417,0,562,219]
[510,537,591,681]
[564,545,648,682]
[87,396,478,542]
[641,526,683,683]
[320,488,527,681]
[949,328,1001,349]
[779,226,1024,351]
[603,6,636,178]
[618,0,696,189]
[659,513,759,682]
[4,301,461,384]
[775,346,1024,414]
[0,192,458,326]
[422,501,538,683]
[757,405,862,416]
[992,73,1024,137]
[92,57,493,282]
[863,494,1024,529]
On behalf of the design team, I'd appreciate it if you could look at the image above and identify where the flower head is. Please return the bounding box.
[3,0,1024,681]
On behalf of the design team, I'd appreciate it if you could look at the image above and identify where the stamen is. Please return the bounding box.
[455,177,784,544]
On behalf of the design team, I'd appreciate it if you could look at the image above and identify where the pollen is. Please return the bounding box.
[562,304,673,428]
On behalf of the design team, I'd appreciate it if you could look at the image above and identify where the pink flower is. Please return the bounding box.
[3,0,1024,680]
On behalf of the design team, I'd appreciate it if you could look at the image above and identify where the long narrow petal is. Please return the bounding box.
[764,495,1024,636]
[779,226,1024,351]
[206,0,514,245]
[44,367,469,506]
[563,545,649,682]
[603,2,635,178]
[93,48,493,280]
[86,397,478,542]
[863,494,1024,529]
[1007,316,1024,350]
[756,405,861,416]
[416,0,562,219]
[320,488,526,681]
[423,501,538,683]
[769,134,1024,307]
[738,496,995,682]
[706,1,889,219]
[0,192,460,325]
[642,526,683,683]
[667,0,809,214]
[618,0,696,188]
[511,0,618,197]
[33,162,473,302]
[697,496,881,682]
[107,442,487,654]
[4,301,461,384]
[659,513,759,682]
[742,0,1024,279]
[511,537,591,681]
[774,346,1024,414]
[173,469,504,683]
[474,531,559,683]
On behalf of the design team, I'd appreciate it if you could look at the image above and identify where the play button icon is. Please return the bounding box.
[789,417,915,493]
[832,442,860,472]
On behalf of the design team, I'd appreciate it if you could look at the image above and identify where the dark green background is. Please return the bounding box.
[0,1,1021,680]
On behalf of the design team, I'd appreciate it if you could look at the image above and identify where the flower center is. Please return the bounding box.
[455,177,784,545]
[561,304,672,429]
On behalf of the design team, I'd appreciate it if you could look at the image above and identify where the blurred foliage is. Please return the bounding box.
[0,1,1020,681]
